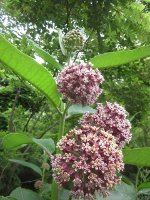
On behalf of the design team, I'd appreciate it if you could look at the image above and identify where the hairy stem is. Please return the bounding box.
[51,102,69,200]
[135,167,141,192]
[42,151,47,183]
[51,181,58,200]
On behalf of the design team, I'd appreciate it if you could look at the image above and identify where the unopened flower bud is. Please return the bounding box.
[41,162,50,170]
[63,29,85,53]
[34,180,43,189]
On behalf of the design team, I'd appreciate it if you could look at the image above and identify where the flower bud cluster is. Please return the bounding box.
[41,162,50,170]
[63,29,85,53]
[81,102,132,148]
[34,180,43,190]
[57,63,104,105]
[51,125,124,199]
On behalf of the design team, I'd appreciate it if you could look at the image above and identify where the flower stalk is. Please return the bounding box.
[51,101,69,200]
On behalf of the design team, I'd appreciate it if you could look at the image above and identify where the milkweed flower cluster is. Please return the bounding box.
[57,63,104,105]
[81,102,132,148]
[51,125,124,200]
[53,60,132,199]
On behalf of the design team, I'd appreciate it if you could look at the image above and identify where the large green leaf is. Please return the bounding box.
[29,39,61,70]
[33,138,55,154]
[40,183,51,198]
[138,182,150,191]
[9,159,42,176]
[72,182,136,200]
[123,147,150,167]
[96,182,136,200]
[143,0,150,2]
[58,188,70,200]
[137,189,150,196]
[0,197,17,200]
[3,133,33,149]
[10,187,43,200]
[90,45,150,68]
[3,133,55,154]
[0,35,60,107]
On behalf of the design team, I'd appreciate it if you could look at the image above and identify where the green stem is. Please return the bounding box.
[135,167,141,192]
[42,168,45,182]
[51,181,58,200]
[58,112,65,141]
[69,196,72,200]
[42,151,47,182]
[51,102,70,200]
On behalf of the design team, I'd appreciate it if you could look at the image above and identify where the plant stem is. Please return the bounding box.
[58,113,65,140]
[51,181,58,200]
[42,151,47,182]
[51,102,69,200]
[135,167,141,192]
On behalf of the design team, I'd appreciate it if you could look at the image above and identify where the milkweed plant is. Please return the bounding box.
[3,27,150,200]
[51,29,131,200]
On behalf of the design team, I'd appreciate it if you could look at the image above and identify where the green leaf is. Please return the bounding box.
[10,187,43,200]
[138,182,150,191]
[90,45,150,68]
[58,188,70,200]
[121,175,134,186]
[0,197,17,200]
[40,183,51,198]
[95,182,136,200]
[28,39,61,70]
[58,29,67,56]
[33,138,55,154]
[129,112,141,122]
[123,147,150,167]
[3,133,32,149]
[142,0,150,2]
[68,104,96,115]
[9,159,42,176]
[0,35,60,108]
[3,133,55,154]
[137,188,150,196]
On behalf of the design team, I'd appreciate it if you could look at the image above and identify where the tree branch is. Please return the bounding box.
[8,87,21,132]
[29,105,46,133]
[23,96,46,132]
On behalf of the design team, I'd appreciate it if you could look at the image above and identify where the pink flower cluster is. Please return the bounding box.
[53,62,132,199]
[57,63,104,105]
[51,125,124,200]
[81,102,132,148]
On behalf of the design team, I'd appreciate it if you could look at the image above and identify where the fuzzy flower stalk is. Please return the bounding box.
[81,102,132,148]
[57,63,104,105]
[51,125,124,200]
